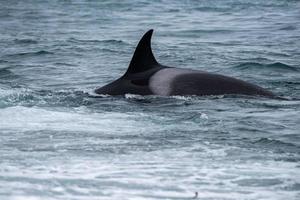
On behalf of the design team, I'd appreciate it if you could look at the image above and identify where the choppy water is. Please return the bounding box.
[1,0,300,199]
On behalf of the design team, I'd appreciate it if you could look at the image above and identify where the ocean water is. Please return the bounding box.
[0,0,300,199]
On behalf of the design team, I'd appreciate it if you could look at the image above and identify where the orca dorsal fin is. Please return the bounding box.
[125,29,159,74]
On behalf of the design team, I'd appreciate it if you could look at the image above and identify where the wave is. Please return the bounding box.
[4,50,53,58]
[0,88,91,109]
[253,138,299,153]
[194,6,229,12]
[279,25,297,31]
[169,29,233,37]
[0,68,13,76]
[233,62,298,72]
[0,60,8,64]
[0,68,20,81]
[54,62,77,67]
[68,38,127,45]
[254,138,295,146]
[14,38,38,44]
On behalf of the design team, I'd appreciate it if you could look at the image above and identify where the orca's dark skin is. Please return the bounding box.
[95,29,275,97]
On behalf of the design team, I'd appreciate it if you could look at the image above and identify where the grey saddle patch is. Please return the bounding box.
[149,68,204,95]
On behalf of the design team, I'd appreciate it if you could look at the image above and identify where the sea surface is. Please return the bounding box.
[0,0,300,200]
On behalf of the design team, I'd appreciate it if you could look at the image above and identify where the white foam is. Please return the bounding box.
[124,93,144,99]
[0,106,144,133]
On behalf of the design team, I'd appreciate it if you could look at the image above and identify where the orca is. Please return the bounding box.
[95,29,275,97]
